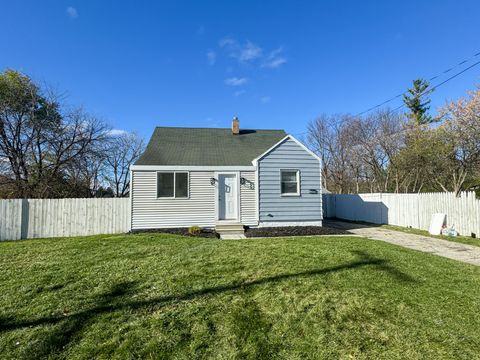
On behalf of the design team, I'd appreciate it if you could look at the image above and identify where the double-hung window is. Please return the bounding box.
[157,172,189,198]
[280,170,300,196]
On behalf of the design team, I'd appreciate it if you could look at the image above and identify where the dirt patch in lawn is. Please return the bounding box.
[245,226,349,238]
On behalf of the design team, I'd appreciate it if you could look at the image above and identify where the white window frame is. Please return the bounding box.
[156,171,189,199]
[280,169,300,196]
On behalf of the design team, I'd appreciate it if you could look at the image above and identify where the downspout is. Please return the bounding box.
[253,159,260,226]
[129,169,133,233]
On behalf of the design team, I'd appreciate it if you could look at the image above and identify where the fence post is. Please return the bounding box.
[20,199,29,239]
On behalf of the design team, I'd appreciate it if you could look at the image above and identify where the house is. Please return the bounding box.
[129,118,322,235]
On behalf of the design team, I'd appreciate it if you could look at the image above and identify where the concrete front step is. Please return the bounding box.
[215,223,244,231]
[215,223,245,239]
[216,228,245,234]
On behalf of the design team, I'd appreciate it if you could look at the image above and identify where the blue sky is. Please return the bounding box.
[1,1,480,140]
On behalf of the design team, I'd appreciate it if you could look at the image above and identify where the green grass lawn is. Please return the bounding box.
[381,224,480,248]
[1,233,479,359]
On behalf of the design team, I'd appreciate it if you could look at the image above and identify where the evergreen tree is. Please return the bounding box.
[403,79,433,125]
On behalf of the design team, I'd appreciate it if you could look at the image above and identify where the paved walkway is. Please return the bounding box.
[324,220,480,266]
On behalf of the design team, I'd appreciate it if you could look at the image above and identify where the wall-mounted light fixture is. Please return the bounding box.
[210,177,217,185]
[240,177,246,185]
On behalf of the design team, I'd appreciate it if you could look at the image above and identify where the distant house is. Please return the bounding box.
[130,118,322,233]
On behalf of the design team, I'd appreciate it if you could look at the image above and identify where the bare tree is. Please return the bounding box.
[0,70,41,196]
[306,109,406,194]
[66,147,108,197]
[104,132,145,197]
[352,110,405,192]
[0,70,109,198]
[306,114,334,190]
[307,114,358,193]
[34,108,109,197]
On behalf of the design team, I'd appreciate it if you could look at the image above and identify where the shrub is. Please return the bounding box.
[188,225,201,236]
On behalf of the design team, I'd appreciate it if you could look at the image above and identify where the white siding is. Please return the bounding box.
[132,170,216,229]
[240,171,257,226]
[131,170,258,229]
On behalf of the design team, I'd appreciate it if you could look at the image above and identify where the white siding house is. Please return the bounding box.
[131,170,258,229]
[130,119,322,231]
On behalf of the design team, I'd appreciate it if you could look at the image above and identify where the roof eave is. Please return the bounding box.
[130,165,257,171]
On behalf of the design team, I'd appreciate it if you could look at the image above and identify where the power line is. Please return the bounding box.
[293,51,480,139]
[355,50,480,116]
[390,59,480,113]
[426,59,480,93]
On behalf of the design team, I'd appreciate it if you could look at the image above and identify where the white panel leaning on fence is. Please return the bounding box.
[0,198,130,241]
[323,191,480,238]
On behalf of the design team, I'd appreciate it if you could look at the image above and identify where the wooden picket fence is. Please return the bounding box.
[0,198,130,241]
[3,192,479,240]
[323,191,480,238]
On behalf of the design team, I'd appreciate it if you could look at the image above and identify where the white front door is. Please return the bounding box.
[218,174,237,220]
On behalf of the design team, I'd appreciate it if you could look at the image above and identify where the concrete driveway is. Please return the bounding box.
[324,219,480,266]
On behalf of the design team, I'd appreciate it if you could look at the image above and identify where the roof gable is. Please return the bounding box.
[134,127,287,166]
[253,134,321,163]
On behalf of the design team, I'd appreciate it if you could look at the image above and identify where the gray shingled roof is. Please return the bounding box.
[134,127,287,166]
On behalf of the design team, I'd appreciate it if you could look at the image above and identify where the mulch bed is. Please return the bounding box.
[131,228,219,238]
[133,226,349,238]
[245,226,349,238]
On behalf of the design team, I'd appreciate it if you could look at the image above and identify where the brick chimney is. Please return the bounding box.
[232,116,239,135]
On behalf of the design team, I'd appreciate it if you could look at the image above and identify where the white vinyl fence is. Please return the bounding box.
[0,198,130,241]
[323,192,480,238]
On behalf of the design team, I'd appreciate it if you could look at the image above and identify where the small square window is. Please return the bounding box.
[281,170,300,196]
[157,172,189,198]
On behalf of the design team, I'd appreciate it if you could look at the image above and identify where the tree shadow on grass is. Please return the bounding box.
[13,282,138,359]
[351,250,415,283]
[0,250,415,357]
[229,297,283,359]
